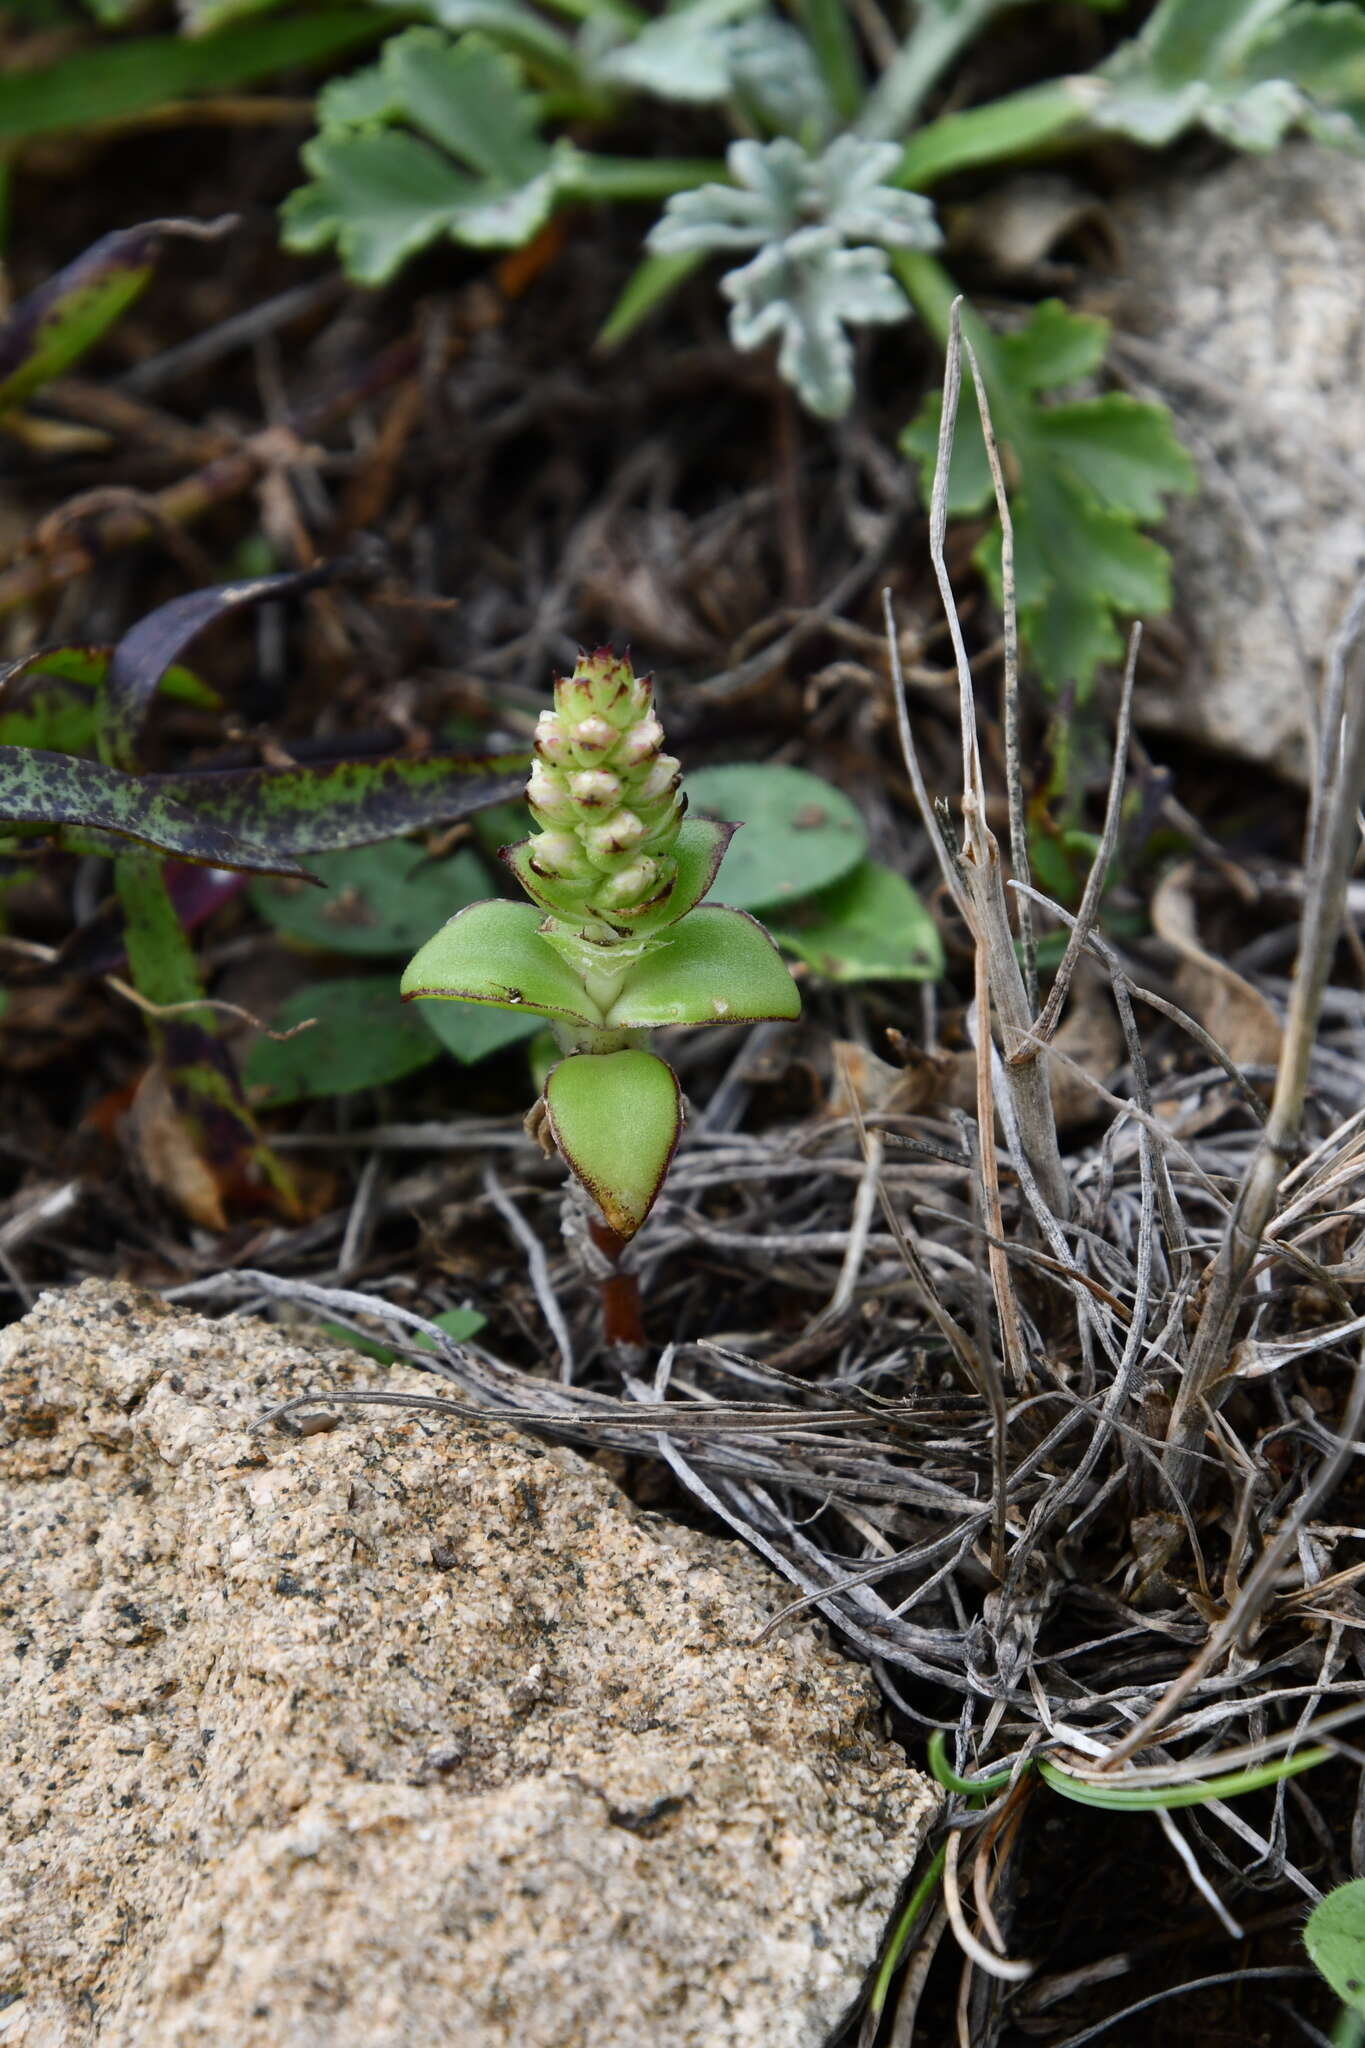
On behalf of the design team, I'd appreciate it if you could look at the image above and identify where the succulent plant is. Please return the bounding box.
[402,649,801,1242]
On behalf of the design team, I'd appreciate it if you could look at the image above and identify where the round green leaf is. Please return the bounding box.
[401,899,601,1028]
[246,975,441,1105]
[545,1048,682,1239]
[419,999,543,1066]
[251,843,488,957]
[687,763,867,912]
[607,904,801,1030]
[1305,1880,1365,2017]
[765,859,943,982]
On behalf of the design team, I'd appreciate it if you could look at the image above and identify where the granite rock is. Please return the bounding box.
[0,1281,936,2048]
[1116,143,1365,781]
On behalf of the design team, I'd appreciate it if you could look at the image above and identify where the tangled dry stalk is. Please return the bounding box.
[181,308,1365,2040]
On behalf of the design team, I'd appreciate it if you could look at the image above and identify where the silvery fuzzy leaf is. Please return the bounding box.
[649,134,941,258]
[725,16,836,142]
[1202,75,1307,147]
[647,137,809,253]
[723,228,907,419]
[806,134,942,249]
[1089,0,1365,154]
[597,0,766,102]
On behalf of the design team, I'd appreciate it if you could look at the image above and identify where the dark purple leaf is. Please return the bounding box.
[101,563,342,770]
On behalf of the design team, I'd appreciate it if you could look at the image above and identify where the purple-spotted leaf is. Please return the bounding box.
[401,899,602,1028]
[139,751,528,857]
[544,1049,682,1239]
[500,816,735,932]
[101,565,342,771]
[0,217,236,417]
[605,904,801,1030]
[0,747,311,875]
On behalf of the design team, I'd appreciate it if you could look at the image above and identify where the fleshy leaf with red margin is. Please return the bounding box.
[545,1049,682,1238]
[605,904,801,1030]
[401,899,603,1029]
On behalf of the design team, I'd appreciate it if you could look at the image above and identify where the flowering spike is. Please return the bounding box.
[526,649,684,920]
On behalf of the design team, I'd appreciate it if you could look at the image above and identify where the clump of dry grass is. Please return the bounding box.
[186,309,1365,2043]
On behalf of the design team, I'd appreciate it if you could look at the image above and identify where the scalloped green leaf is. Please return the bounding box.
[765,858,943,982]
[687,763,866,911]
[401,898,602,1027]
[251,843,488,957]
[246,975,442,1104]
[1304,1878,1365,2018]
[500,816,735,931]
[607,904,801,1029]
[545,1049,682,1238]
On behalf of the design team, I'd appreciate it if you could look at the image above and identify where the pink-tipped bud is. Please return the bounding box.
[567,768,621,810]
[617,715,664,769]
[567,715,616,763]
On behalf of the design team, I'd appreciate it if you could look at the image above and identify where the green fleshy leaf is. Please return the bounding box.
[687,763,867,911]
[1304,1878,1365,2017]
[251,844,488,957]
[765,859,943,983]
[246,975,442,1104]
[0,218,235,415]
[0,643,219,758]
[418,999,542,1065]
[0,13,383,141]
[607,904,801,1029]
[320,1303,486,1363]
[500,816,735,931]
[544,1048,681,1238]
[401,898,601,1027]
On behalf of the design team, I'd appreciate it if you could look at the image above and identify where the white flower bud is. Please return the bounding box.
[583,809,647,868]
[531,828,593,879]
[631,755,681,810]
[527,760,573,820]
[534,711,572,766]
[567,768,621,810]
[568,715,616,762]
[617,714,664,767]
[598,855,669,909]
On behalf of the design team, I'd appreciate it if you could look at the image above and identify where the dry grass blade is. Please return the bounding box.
[1164,574,1365,1497]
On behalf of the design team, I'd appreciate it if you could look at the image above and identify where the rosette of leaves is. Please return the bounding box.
[402,648,801,1239]
[648,135,942,419]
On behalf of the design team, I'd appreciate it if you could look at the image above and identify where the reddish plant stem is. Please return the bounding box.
[587,1216,645,1349]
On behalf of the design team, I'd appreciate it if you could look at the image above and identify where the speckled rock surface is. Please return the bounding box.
[1117,144,1365,781]
[0,1281,936,2048]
